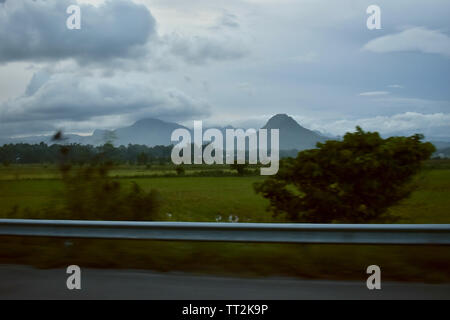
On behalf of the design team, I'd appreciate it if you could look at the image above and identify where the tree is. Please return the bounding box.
[137,152,149,166]
[254,127,435,223]
[175,165,185,176]
[230,163,247,176]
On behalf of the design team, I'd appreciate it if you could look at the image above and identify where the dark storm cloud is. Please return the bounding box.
[1,72,211,125]
[0,0,249,69]
[0,0,156,65]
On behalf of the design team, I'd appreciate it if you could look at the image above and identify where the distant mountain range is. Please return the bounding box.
[1,114,448,154]
[0,114,330,151]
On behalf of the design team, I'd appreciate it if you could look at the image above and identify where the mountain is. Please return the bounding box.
[83,129,113,145]
[262,114,327,150]
[0,114,328,150]
[112,118,188,146]
[0,118,188,147]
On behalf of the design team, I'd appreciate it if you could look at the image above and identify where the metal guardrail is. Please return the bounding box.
[0,219,449,245]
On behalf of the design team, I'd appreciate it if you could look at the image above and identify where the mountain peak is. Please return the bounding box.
[263,113,301,129]
[261,113,326,150]
[270,113,291,120]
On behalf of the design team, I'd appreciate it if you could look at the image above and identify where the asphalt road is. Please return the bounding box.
[0,265,449,300]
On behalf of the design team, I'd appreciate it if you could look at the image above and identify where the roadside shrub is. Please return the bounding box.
[13,164,161,221]
[51,165,161,221]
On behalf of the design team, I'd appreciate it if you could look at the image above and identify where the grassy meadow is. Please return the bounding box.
[0,161,450,282]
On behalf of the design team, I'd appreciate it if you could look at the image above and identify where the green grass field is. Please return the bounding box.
[0,175,270,222]
[1,164,450,223]
[0,164,240,180]
[0,162,449,282]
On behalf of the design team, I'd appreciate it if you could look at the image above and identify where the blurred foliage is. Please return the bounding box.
[6,163,161,221]
[55,164,161,220]
[255,127,436,223]
[4,134,161,221]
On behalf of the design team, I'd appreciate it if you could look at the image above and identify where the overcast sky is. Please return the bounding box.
[0,0,449,139]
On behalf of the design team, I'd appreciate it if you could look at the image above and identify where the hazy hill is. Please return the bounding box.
[262,114,327,150]
[112,118,188,146]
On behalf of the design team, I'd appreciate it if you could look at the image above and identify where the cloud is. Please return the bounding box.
[0,72,211,136]
[367,97,449,114]
[208,110,450,140]
[0,0,248,69]
[24,70,52,96]
[0,0,156,65]
[358,91,390,96]
[0,0,449,140]
[298,112,450,138]
[217,12,240,29]
[388,84,404,89]
[164,33,248,65]
[363,27,450,58]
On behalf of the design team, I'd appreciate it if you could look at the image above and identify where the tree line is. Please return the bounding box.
[0,142,173,165]
[0,141,301,166]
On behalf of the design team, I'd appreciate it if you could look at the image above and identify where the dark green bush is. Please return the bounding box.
[255,127,435,223]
